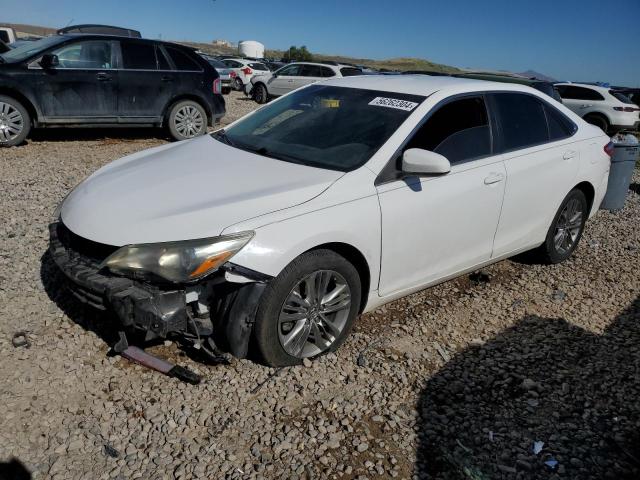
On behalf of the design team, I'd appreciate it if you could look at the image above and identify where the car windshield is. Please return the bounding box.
[217,84,425,171]
[0,35,66,63]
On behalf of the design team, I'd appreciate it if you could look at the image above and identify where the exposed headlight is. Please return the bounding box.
[101,232,254,283]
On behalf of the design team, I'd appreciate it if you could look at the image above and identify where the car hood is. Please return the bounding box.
[61,135,343,246]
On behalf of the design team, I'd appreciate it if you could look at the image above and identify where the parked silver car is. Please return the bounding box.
[202,55,233,94]
[247,62,362,103]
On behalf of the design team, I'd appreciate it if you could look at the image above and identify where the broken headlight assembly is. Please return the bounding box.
[100,231,254,284]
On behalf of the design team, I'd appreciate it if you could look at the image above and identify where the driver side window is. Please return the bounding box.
[50,41,113,69]
[277,65,302,76]
[406,96,492,164]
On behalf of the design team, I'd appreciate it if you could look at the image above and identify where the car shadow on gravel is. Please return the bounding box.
[414,296,640,480]
[27,127,169,143]
[0,457,32,479]
[630,183,640,195]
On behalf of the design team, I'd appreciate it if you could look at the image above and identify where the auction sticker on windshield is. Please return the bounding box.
[368,97,419,111]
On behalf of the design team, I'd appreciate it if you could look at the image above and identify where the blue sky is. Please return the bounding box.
[9,0,640,86]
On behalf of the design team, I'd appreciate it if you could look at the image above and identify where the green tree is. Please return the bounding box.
[284,45,313,62]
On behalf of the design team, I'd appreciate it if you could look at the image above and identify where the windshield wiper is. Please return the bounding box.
[212,129,235,147]
[243,145,306,165]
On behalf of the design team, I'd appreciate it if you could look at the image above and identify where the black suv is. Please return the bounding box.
[0,34,225,146]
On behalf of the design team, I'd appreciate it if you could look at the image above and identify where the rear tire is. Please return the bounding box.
[167,100,207,141]
[0,95,31,147]
[534,189,588,264]
[253,84,269,104]
[583,114,609,134]
[253,250,361,367]
[233,78,244,91]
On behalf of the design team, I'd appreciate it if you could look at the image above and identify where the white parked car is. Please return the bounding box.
[221,57,270,91]
[248,62,362,103]
[50,76,612,367]
[555,83,640,133]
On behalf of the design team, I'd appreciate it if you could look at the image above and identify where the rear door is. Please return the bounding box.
[117,40,174,121]
[490,92,580,257]
[34,39,118,119]
[296,64,324,89]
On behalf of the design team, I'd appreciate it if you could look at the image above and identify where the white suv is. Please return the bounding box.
[221,57,270,91]
[248,62,362,103]
[556,83,640,133]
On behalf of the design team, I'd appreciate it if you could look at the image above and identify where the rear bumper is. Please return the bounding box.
[48,222,271,356]
[611,121,639,132]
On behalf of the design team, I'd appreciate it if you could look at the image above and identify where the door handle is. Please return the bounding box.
[563,150,577,160]
[579,104,593,109]
[287,79,294,83]
[96,72,111,81]
[161,76,174,82]
[484,173,504,185]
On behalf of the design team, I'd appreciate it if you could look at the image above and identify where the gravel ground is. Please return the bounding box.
[1,91,639,480]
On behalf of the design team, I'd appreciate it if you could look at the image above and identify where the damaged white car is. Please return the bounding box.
[50,76,611,366]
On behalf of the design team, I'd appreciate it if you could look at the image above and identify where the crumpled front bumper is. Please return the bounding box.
[48,222,270,356]
[49,222,190,339]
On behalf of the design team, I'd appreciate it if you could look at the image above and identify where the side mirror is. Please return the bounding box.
[402,148,451,175]
[40,53,59,69]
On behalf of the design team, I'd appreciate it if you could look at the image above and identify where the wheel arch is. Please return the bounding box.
[573,181,596,215]
[583,111,610,128]
[306,242,371,313]
[0,87,39,125]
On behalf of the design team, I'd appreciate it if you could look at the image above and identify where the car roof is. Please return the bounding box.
[57,33,195,50]
[321,74,538,97]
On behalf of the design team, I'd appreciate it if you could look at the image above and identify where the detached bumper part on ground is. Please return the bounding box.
[48,221,271,358]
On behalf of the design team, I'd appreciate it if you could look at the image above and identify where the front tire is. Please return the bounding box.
[253,250,361,367]
[0,95,31,147]
[167,100,207,141]
[535,189,588,264]
[233,77,244,91]
[253,84,269,104]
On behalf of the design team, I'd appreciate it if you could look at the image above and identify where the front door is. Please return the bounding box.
[377,95,506,296]
[35,39,118,119]
[116,40,175,120]
[268,64,302,96]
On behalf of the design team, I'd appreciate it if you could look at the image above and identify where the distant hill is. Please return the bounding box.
[519,69,557,82]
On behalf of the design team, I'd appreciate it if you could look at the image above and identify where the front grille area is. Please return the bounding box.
[49,222,134,310]
[55,222,119,264]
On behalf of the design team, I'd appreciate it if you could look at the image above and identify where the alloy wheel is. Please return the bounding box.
[278,270,352,358]
[173,105,204,138]
[553,198,583,254]
[0,102,24,144]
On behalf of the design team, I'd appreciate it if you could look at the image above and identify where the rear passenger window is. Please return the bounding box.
[321,67,335,78]
[545,105,576,141]
[156,47,171,70]
[300,65,323,77]
[557,86,604,101]
[492,93,548,151]
[165,46,201,71]
[249,62,269,71]
[339,67,362,77]
[405,96,491,164]
[121,41,156,70]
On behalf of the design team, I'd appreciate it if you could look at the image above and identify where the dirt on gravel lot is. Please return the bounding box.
[1,91,639,480]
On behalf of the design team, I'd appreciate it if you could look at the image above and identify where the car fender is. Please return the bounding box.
[221,168,381,293]
[0,76,42,123]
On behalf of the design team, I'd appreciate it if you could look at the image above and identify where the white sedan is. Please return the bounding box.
[50,76,612,366]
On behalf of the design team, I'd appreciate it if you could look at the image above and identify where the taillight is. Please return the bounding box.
[604,142,615,157]
[613,106,639,112]
[613,107,624,111]
[241,67,253,75]
[213,78,221,95]
[229,71,236,78]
